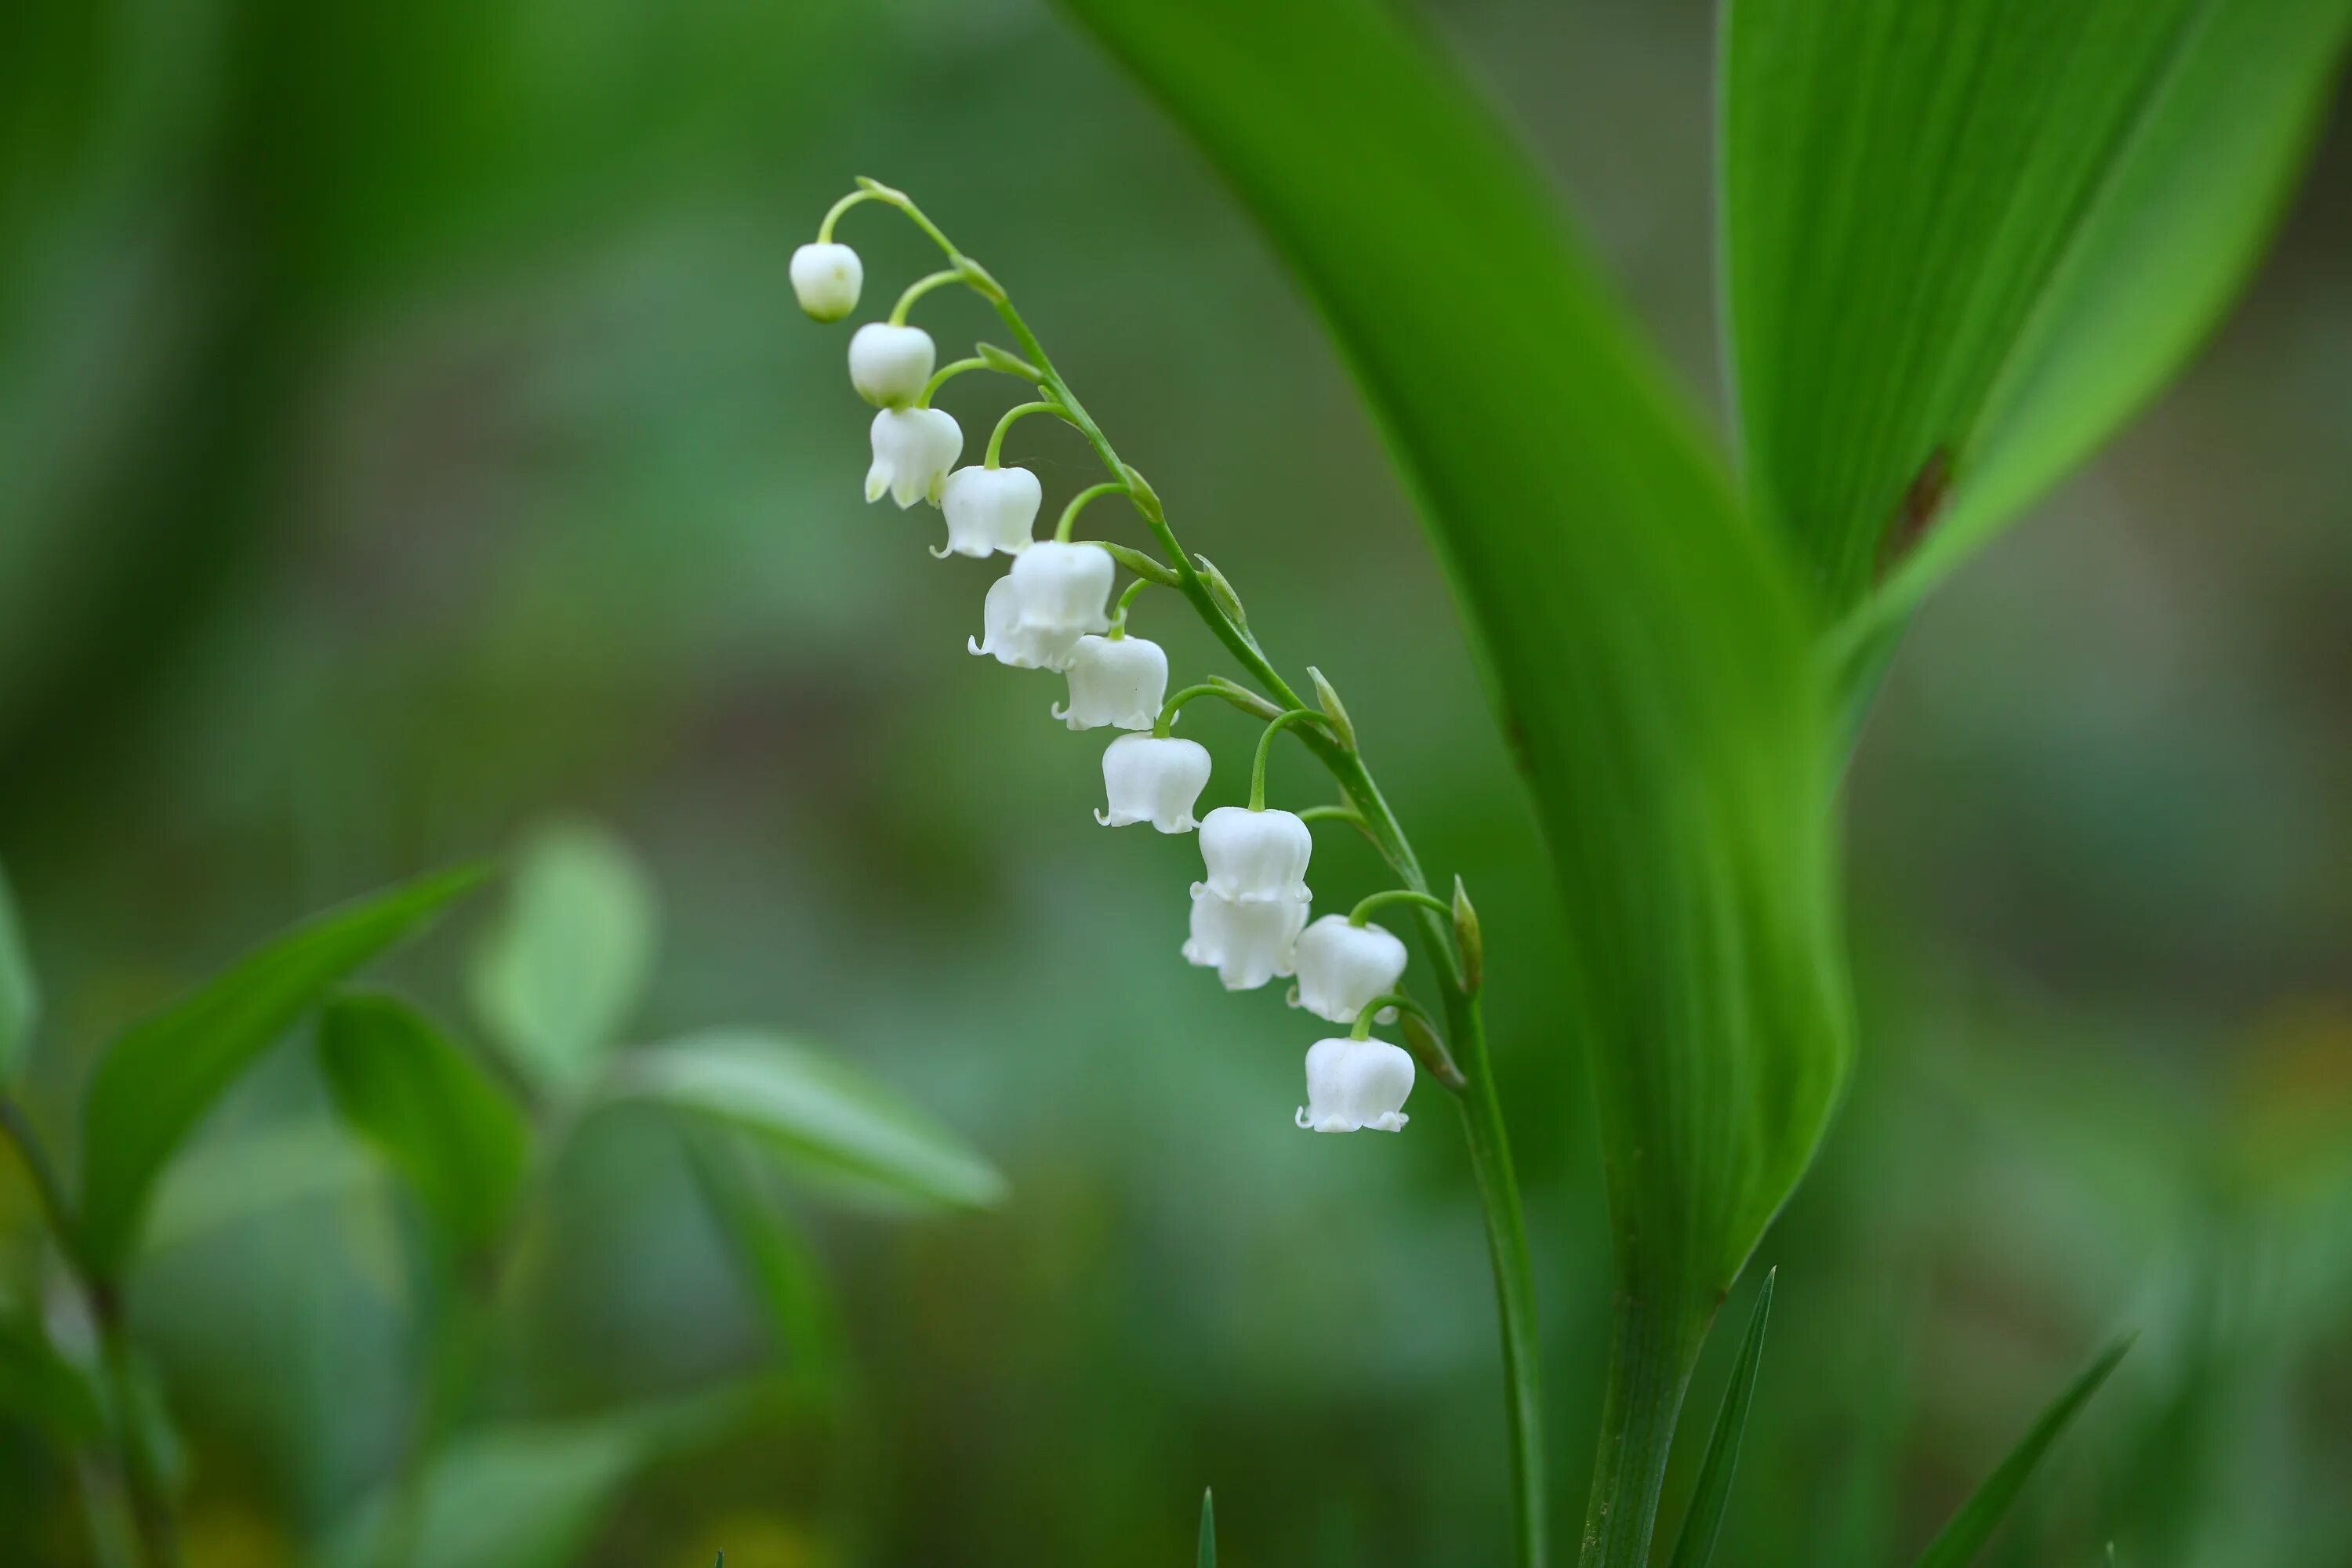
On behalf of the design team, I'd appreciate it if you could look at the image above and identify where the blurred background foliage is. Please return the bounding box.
[1,0,2348,1563]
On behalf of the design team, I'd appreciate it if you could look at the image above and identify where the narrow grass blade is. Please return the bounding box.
[1912,1335,2133,1568]
[1665,1268,1777,1568]
[1197,1488,1214,1568]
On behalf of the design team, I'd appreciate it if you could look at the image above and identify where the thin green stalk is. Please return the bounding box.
[851,183,1548,1568]
[1248,710,1331,810]
[2,1097,173,1568]
[1348,887,1454,928]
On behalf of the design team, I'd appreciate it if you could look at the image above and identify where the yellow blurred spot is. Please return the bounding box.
[693,1512,829,1568]
[182,1501,289,1568]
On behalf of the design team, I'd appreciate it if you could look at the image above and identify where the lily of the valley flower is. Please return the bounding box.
[1182,885,1307,991]
[1197,805,1312,904]
[1290,915,1408,1025]
[1054,635,1167,731]
[1296,1036,1415,1133]
[969,572,1082,670]
[938,466,1040,557]
[866,407,962,509]
[789,242,863,321]
[849,322,936,408]
[1096,735,1211,832]
[1007,541,1114,633]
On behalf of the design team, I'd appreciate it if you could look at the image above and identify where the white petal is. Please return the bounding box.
[789,242,863,321]
[848,322,936,408]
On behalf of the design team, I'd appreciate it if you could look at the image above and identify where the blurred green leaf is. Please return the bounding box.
[76,863,487,1279]
[680,1128,840,1399]
[1722,0,2352,626]
[141,1120,381,1255]
[1056,1,1852,1560]
[469,819,657,1099]
[0,863,36,1082]
[1665,1269,1775,1568]
[608,1031,1007,1211]
[1912,1335,2134,1568]
[318,992,529,1250]
[318,1385,766,1568]
[1199,1486,1215,1568]
[0,1304,103,1446]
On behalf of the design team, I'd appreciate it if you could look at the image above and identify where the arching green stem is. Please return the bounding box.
[890,268,964,327]
[1298,803,1367,828]
[1348,888,1455,929]
[1055,481,1133,543]
[919,357,993,407]
[1106,576,1153,638]
[1350,993,1422,1040]
[815,187,882,242]
[1249,709,1334,811]
[986,400,1074,468]
[1153,681,1268,738]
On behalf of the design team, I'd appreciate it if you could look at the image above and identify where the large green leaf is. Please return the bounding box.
[1911,1335,2132,1568]
[0,862,36,1082]
[318,992,530,1250]
[1722,0,2352,630]
[469,818,658,1099]
[606,1031,1007,1212]
[76,863,487,1278]
[1052,3,1853,1563]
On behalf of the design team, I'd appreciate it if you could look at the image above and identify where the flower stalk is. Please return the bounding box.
[813,179,1548,1568]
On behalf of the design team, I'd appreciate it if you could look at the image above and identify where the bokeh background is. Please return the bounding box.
[3,0,2350,1563]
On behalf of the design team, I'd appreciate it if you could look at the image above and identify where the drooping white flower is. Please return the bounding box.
[937,466,1040,557]
[789,242,862,322]
[1295,1036,1415,1133]
[848,322,936,408]
[1053,635,1167,731]
[1096,734,1210,833]
[1290,916,1408,1025]
[1182,886,1307,991]
[866,406,962,509]
[969,571,1083,670]
[1007,541,1114,633]
[1197,805,1312,904]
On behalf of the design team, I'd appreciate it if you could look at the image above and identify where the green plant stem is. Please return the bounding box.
[1579,1298,1703,1568]
[849,182,1548,1568]
[1106,575,1153,637]
[1348,887,1455,928]
[889,269,963,326]
[1247,710,1330,810]
[1054,480,1134,543]
[2,1096,176,1568]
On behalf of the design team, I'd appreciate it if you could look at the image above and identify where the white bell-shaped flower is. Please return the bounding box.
[789,242,862,321]
[1053,635,1167,731]
[937,466,1040,557]
[968,572,1083,670]
[1181,886,1307,991]
[1096,734,1210,833]
[1296,1036,1415,1133]
[1197,805,1312,905]
[1007,541,1114,633]
[848,322,936,408]
[866,406,962,509]
[1290,916,1409,1025]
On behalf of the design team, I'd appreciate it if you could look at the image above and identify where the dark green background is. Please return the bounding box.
[2,1,2347,1563]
